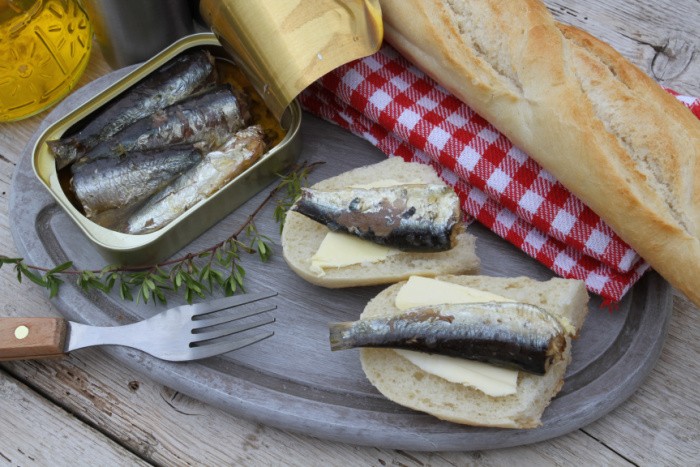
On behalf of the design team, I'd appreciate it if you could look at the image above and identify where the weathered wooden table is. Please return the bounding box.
[1,1,697,464]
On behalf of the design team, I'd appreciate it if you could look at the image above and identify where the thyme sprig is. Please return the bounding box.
[0,161,321,304]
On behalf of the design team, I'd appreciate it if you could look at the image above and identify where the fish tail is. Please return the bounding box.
[328,322,357,351]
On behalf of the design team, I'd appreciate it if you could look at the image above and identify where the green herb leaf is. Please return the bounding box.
[48,261,73,275]
[120,282,133,301]
[19,264,46,287]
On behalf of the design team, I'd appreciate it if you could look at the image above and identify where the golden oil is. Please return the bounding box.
[0,0,91,122]
[217,57,287,148]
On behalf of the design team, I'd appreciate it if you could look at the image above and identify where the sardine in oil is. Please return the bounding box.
[52,46,288,220]
[0,0,91,122]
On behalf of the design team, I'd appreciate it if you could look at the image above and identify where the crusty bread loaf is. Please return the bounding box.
[379,0,700,306]
[360,275,589,428]
[281,158,479,287]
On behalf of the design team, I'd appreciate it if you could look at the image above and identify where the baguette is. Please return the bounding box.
[281,158,479,287]
[379,0,700,305]
[359,274,589,428]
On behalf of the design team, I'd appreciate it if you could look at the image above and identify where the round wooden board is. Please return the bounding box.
[9,70,673,451]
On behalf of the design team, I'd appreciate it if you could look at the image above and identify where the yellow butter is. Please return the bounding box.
[394,349,518,397]
[393,276,519,397]
[310,231,398,276]
[395,275,515,310]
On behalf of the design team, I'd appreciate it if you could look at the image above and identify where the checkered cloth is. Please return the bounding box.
[298,44,700,303]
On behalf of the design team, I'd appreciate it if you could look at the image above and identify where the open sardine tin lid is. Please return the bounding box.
[32,33,302,265]
[199,0,383,120]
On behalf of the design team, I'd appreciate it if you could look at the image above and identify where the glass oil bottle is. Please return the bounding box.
[0,0,91,122]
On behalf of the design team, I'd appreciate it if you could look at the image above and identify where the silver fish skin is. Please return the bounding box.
[123,125,266,235]
[70,145,202,218]
[49,49,217,169]
[77,84,250,165]
[328,302,568,375]
[292,183,461,251]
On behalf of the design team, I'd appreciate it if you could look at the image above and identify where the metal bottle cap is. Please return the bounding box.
[82,0,195,69]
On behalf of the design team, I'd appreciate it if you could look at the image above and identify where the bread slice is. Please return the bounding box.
[359,275,589,428]
[379,0,700,306]
[281,158,479,287]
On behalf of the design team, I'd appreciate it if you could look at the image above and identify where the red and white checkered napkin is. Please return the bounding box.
[298,44,700,303]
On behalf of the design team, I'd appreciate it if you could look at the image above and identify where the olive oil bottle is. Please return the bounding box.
[0,0,91,122]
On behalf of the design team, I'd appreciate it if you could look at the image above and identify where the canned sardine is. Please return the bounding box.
[32,33,301,266]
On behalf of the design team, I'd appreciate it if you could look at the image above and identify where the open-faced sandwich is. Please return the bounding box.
[330,274,589,428]
[281,157,479,287]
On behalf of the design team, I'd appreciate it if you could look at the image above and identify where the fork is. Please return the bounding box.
[0,292,277,362]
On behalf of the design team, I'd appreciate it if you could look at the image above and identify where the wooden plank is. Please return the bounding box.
[582,291,700,464]
[0,368,148,466]
[545,0,700,95]
[1,353,631,465]
[0,0,697,464]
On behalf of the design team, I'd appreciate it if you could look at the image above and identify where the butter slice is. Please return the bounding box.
[310,232,397,276]
[395,275,515,310]
[394,349,519,397]
[393,276,519,397]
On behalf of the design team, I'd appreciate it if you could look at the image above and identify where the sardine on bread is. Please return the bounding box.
[281,158,479,287]
[357,274,589,429]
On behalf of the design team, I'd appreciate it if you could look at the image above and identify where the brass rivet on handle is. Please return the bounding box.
[14,325,29,340]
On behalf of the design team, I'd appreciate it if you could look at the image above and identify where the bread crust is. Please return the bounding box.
[380,0,700,305]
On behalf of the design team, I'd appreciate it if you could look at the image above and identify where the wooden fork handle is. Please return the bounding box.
[0,318,68,361]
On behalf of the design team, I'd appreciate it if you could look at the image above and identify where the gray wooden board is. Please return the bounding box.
[9,70,673,451]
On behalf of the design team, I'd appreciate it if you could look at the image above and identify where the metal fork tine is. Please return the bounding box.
[186,331,275,360]
[191,304,277,329]
[191,317,276,344]
[189,291,278,317]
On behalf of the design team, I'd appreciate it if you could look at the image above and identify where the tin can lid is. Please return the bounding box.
[199,0,383,120]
